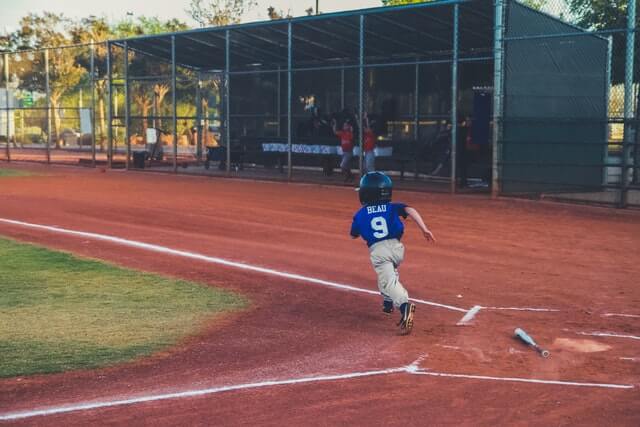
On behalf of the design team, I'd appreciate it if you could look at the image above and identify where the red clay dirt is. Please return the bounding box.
[0,163,639,426]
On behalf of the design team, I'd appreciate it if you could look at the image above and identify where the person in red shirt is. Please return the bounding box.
[333,119,355,182]
[363,113,376,173]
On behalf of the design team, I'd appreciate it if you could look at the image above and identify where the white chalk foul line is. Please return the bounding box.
[455,304,561,325]
[408,371,634,390]
[0,366,409,421]
[1,358,633,421]
[603,313,640,319]
[0,218,466,313]
[577,331,640,341]
[481,306,560,312]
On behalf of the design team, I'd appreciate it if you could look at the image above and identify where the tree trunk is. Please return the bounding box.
[50,92,62,149]
[154,96,162,129]
[133,91,152,145]
[154,84,169,130]
[142,104,149,144]
[98,97,106,151]
[96,82,107,151]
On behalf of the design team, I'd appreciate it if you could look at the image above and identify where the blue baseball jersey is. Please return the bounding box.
[350,202,409,247]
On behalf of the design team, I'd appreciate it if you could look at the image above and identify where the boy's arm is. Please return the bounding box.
[350,217,360,239]
[405,207,436,242]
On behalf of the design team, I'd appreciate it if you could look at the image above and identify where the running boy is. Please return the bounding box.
[350,172,436,335]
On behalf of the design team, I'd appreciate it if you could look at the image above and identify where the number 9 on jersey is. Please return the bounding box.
[371,216,389,238]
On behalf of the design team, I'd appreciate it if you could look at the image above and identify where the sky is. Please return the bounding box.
[0,0,384,33]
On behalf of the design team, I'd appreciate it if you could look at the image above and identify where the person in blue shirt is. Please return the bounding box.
[351,172,435,335]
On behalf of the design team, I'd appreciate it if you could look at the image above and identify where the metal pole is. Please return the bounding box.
[620,0,636,208]
[603,36,613,187]
[414,63,420,141]
[196,73,203,162]
[225,30,231,175]
[414,62,420,179]
[277,66,281,137]
[287,21,293,181]
[172,36,178,173]
[4,53,10,162]
[450,3,459,194]
[340,67,345,111]
[114,87,118,155]
[124,41,131,170]
[90,41,96,167]
[106,42,113,168]
[316,0,319,15]
[358,14,365,175]
[45,48,51,164]
[491,0,506,198]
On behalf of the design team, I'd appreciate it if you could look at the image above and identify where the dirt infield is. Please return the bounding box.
[0,163,639,426]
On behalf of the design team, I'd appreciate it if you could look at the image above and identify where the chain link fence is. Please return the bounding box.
[0,43,109,165]
[1,1,638,207]
[500,0,638,207]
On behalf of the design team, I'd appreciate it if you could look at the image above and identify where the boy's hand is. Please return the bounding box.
[423,229,436,242]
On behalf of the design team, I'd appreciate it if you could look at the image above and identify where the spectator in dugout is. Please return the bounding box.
[363,113,377,173]
[332,117,355,182]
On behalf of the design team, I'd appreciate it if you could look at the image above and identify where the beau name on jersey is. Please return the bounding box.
[366,205,387,214]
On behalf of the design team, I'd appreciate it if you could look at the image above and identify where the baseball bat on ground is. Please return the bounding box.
[514,328,550,357]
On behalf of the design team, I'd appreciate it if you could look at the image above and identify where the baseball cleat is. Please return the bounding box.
[382,299,394,314]
[398,303,415,335]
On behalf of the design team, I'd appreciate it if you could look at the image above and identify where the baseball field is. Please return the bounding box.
[0,163,638,426]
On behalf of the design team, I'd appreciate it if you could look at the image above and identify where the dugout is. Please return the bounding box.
[99,0,608,193]
[501,2,610,194]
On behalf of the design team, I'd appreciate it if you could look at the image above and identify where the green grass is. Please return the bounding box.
[0,168,31,178]
[0,238,246,377]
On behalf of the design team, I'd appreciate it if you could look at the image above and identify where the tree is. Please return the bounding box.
[2,12,192,149]
[48,49,86,147]
[69,15,190,147]
[267,6,292,20]
[187,0,258,27]
[381,0,434,5]
[70,16,112,149]
[111,16,190,38]
[132,86,152,140]
[267,6,283,20]
[153,84,170,129]
[566,0,628,84]
[522,0,549,9]
[7,13,86,148]
[382,0,547,8]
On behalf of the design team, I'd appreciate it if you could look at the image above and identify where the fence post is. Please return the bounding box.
[171,36,178,173]
[106,42,113,169]
[4,53,10,162]
[358,14,365,175]
[196,72,203,162]
[603,36,613,187]
[340,67,345,111]
[414,62,420,179]
[90,41,96,167]
[277,66,281,138]
[450,3,459,194]
[287,22,293,181]
[620,0,636,208]
[492,0,506,199]
[124,41,130,170]
[45,49,51,164]
[225,30,231,176]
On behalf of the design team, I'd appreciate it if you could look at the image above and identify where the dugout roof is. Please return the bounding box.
[110,0,495,72]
